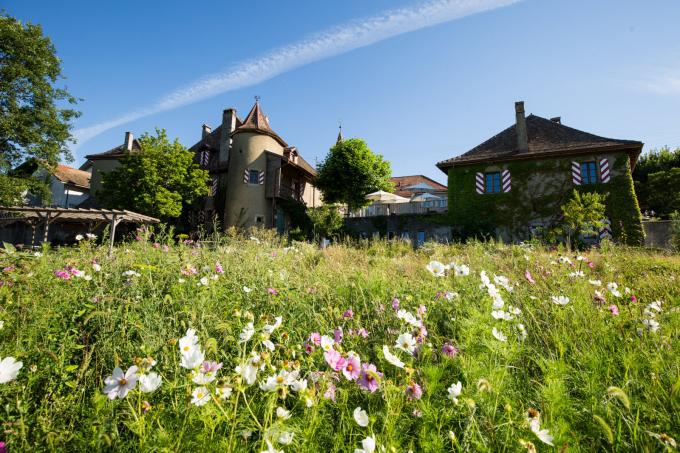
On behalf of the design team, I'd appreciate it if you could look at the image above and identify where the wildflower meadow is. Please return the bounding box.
[0,232,678,452]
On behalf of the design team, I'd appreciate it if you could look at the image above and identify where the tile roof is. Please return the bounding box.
[390,175,447,198]
[437,114,643,172]
[232,101,288,147]
[84,139,142,160]
[53,164,91,189]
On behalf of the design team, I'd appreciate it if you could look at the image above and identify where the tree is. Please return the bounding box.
[315,138,393,213]
[100,129,209,219]
[633,146,680,217]
[0,13,80,202]
[560,190,606,247]
[308,205,344,239]
[646,168,680,216]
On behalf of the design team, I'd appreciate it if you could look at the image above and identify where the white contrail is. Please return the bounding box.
[73,0,520,148]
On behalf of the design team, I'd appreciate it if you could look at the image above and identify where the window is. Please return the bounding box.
[255,215,264,225]
[248,169,260,184]
[580,161,598,185]
[484,172,501,193]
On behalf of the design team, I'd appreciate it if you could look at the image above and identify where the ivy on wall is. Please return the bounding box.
[447,153,644,245]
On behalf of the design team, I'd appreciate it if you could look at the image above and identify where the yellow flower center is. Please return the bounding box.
[118,378,127,385]
[276,376,284,384]
[347,364,353,372]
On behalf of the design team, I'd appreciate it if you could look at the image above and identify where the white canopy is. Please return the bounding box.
[410,192,442,202]
[365,190,410,203]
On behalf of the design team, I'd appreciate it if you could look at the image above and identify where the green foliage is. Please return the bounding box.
[100,129,209,219]
[308,205,344,239]
[633,146,680,216]
[560,189,606,245]
[316,138,393,212]
[670,212,680,251]
[646,168,680,216]
[0,13,80,200]
[447,154,644,245]
[0,239,678,451]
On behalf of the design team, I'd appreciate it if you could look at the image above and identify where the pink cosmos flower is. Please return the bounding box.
[588,261,595,269]
[2,266,15,273]
[200,361,223,373]
[357,363,382,393]
[342,354,361,381]
[524,270,536,284]
[343,309,354,319]
[309,332,321,346]
[630,295,638,303]
[608,304,619,316]
[152,242,161,248]
[442,343,459,358]
[417,304,427,317]
[215,262,224,274]
[334,327,343,344]
[391,298,400,310]
[181,266,198,276]
[0,441,6,453]
[267,287,278,296]
[405,382,423,400]
[323,383,337,402]
[54,270,71,280]
[162,245,170,252]
[304,342,313,354]
[356,328,369,338]
[324,349,346,371]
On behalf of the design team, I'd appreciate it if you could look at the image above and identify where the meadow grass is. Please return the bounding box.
[0,233,678,452]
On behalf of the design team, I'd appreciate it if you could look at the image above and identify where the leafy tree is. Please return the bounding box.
[646,168,680,215]
[308,205,344,239]
[560,189,606,247]
[100,129,209,219]
[633,146,680,216]
[0,13,80,202]
[315,138,393,213]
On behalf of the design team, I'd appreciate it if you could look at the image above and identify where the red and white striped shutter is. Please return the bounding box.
[259,170,265,185]
[243,168,249,184]
[501,169,511,192]
[475,172,484,194]
[599,218,612,241]
[571,161,582,185]
[599,158,610,183]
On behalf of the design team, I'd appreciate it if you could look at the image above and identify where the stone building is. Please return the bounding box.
[436,101,644,244]
[187,100,321,231]
[81,131,141,199]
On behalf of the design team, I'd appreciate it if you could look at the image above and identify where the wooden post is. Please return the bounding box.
[109,214,119,256]
[42,212,51,245]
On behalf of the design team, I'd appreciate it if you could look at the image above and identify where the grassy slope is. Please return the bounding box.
[0,236,678,452]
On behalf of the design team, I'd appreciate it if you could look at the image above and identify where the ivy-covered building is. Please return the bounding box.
[436,102,644,244]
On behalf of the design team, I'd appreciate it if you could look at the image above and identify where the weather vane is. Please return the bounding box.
[254,95,261,103]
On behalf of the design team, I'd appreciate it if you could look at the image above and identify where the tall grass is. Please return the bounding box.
[0,234,677,451]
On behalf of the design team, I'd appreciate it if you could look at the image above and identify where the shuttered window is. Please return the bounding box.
[580,161,598,185]
[484,172,501,193]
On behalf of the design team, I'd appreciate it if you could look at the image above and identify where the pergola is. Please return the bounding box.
[0,206,159,254]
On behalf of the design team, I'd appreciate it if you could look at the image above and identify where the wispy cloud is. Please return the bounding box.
[638,74,680,96]
[73,0,520,148]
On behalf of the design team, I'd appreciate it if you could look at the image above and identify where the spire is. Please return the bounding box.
[232,96,288,147]
[336,123,343,144]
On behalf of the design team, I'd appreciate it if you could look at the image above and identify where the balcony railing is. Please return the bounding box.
[349,201,447,218]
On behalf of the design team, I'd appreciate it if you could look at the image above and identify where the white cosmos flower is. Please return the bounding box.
[179,328,199,353]
[180,348,205,370]
[447,381,462,403]
[239,322,255,343]
[198,277,209,286]
[320,335,335,351]
[517,323,527,340]
[426,260,446,277]
[480,270,491,287]
[491,310,513,321]
[395,332,416,355]
[122,270,140,277]
[103,366,139,399]
[92,263,101,272]
[291,378,307,392]
[216,385,233,400]
[262,339,275,352]
[396,309,422,328]
[382,345,405,368]
[139,372,162,393]
[75,234,84,241]
[493,275,513,292]
[508,306,521,316]
[452,263,470,276]
[263,316,282,334]
[243,285,253,293]
[568,271,585,278]
[643,318,660,332]
[492,327,507,342]
[551,295,570,305]
[0,356,23,383]
[86,233,97,240]
[276,406,291,419]
[353,406,369,427]
[191,386,211,406]
[261,440,283,453]
[529,418,554,446]
[277,431,294,445]
[607,282,622,297]
[588,279,601,286]
[354,436,376,453]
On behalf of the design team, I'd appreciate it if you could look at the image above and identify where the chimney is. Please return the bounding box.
[219,108,237,164]
[202,124,212,139]
[514,101,528,152]
[550,116,561,124]
[124,132,134,152]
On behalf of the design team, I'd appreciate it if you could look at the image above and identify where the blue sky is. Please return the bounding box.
[6,0,680,184]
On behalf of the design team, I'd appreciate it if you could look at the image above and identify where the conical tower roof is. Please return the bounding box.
[232,99,288,147]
